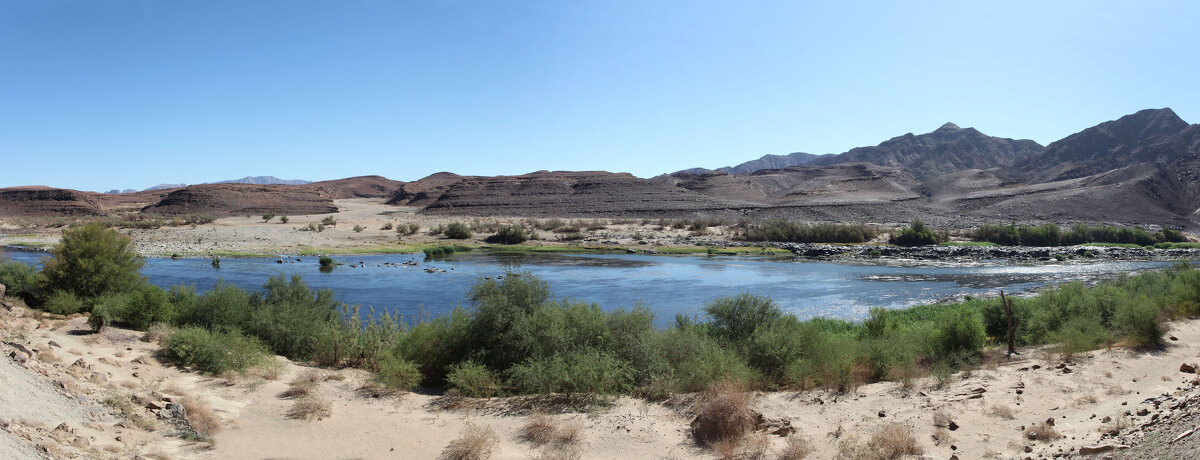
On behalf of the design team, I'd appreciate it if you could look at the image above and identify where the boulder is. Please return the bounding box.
[1181,363,1196,374]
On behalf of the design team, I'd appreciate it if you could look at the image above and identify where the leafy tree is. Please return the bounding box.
[39,223,145,300]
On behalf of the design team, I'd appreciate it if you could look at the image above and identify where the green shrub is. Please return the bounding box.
[172,282,253,332]
[43,290,85,315]
[105,285,175,331]
[353,224,365,233]
[446,361,502,398]
[507,349,632,395]
[890,219,943,246]
[423,246,471,257]
[394,309,473,384]
[652,327,757,392]
[1115,297,1164,348]
[279,216,289,224]
[485,225,528,244]
[244,275,342,361]
[738,221,877,244]
[380,222,394,230]
[0,261,38,293]
[371,353,422,392]
[321,216,337,226]
[262,213,275,222]
[161,327,272,375]
[445,222,471,239]
[319,256,335,268]
[1052,316,1109,358]
[704,293,782,344]
[930,308,985,361]
[39,223,145,300]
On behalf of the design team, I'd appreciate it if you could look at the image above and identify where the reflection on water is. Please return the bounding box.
[3,249,1186,327]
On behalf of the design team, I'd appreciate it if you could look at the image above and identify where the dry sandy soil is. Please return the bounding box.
[0,199,770,257]
[3,297,1200,459]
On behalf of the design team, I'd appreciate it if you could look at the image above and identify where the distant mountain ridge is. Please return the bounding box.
[676,122,1043,180]
[105,176,312,194]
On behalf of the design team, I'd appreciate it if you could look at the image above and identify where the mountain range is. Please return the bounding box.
[5,108,1200,229]
[105,176,312,194]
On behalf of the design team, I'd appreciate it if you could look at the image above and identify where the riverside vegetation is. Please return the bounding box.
[1,223,1198,401]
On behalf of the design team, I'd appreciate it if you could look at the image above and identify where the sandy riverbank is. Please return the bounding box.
[3,296,1200,459]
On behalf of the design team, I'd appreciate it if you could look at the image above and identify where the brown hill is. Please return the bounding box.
[386,172,469,207]
[142,183,338,216]
[0,187,102,217]
[304,175,403,199]
[413,170,756,217]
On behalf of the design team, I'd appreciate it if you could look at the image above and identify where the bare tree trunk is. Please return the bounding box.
[1002,290,1020,357]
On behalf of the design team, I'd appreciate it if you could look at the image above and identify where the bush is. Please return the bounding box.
[353,224,365,233]
[172,282,253,331]
[43,290,85,315]
[279,216,289,224]
[890,219,943,246]
[161,327,272,375]
[738,220,877,244]
[101,284,175,331]
[1115,297,1164,348]
[0,261,38,293]
[931,308,985,361]
[507,348,632,395]
[423,246,470,258]
[485,225,528,244]
[39,223,145,300]
[321,216,337,226]
[381,222,394,230]
[446,361,502,398]
[445,222,471,239]
[690,380,755,447]
[243,275,342,360]
[261,213,275,222]
[704,293,781,343]
[371,353,422,392]
[319,256,335,268]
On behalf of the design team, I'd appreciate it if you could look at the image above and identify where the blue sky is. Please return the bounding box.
[2,1,1198,191]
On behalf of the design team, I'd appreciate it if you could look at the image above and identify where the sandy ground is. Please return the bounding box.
[0,199,762,257]
[3,295,1200,459]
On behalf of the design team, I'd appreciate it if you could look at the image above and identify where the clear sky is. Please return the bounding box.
[2,1,1198,191]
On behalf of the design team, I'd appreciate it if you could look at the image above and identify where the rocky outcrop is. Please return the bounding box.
[415,171,757,217]
[142,183,338,216]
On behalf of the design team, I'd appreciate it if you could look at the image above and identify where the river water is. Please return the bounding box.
[3,249,1183,326]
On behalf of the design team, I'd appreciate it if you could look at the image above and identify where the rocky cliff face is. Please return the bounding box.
[1017,108,1192,182]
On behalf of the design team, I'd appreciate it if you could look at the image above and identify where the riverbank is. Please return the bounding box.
[4,198,1198,262]
[3,298,1199,459]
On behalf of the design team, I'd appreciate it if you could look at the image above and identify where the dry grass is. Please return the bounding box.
[279,370,323,399]
[181,397,222,437]
[868,424,922,459]
[1028,422,1062,442]
[519,413,558,446]
[713,431,769,460]
[519,413,584,458]
[101,392,156,432]
[1075,394,1098,405]
[691,380,756,448]
[440,422,500,460]
[143,323,171,343]
[286,395,332,421]
[838,424,923,460]
[987,404,1016,420]
[776,434,814,460]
